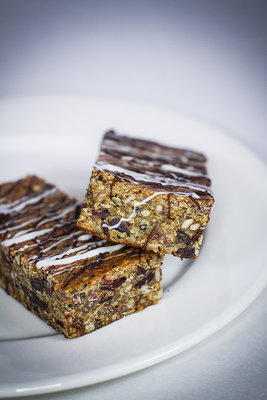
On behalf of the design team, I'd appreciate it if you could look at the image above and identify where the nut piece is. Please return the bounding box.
[141,210,150,217]
[190,223,200,231]
[125,195,134,204]
[156,205,163,212]
[181,219,193,229]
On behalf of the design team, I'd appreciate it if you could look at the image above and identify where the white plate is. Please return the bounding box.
[0,97,266,398]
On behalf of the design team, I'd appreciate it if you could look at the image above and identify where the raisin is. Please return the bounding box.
[56,319,64,328]
[72,316,84,331]
[95,319,103,329]
[116,222,130,236]
[92,209,108,220]
[146,271,154,282]
[137,266,146,275]
[134,277,147,289]
[177,231,192,245]
[30,292,48,312]
[111,277,126,289]
[99,295,113,304]
[175,247,195,259]
[30,277,44,292]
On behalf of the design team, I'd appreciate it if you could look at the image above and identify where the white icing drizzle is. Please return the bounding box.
[101,149,190,164]
[0,216,42,234]
[49,264,79,277]
[160,164,206,178]
[121,156,134,161]
[102,191,167,230]
[41,242,89,260]
[49,247,132,277]
[121,154,190,165]
[0,202,77,234]
[39,239,107,263]
[121,155,155,167]
[36,243,125,269]
[0,187,58,215]
[2,228,53,247]
[40,231,80,255]
[103,137,202,160]
[35,203,78,228]
[11,228,33,239]
[78,234,93,241]
[103,140,134,154]
[16,244,29,253]
[95,162,209,194]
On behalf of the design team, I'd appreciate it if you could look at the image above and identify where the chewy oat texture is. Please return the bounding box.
[77,131,214,258]
[0,176,163,338]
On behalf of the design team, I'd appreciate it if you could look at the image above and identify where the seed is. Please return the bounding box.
[125,196,134,204]
[85,321,95,332]
[140,284,150,293]
[155,269,161,282]
[181,219,193,229]
[123,284,132,293]
[141,210,150,217]
[153,288,163,300]
[190,223,200,231]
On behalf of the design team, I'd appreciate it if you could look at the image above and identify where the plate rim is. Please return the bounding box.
[0,95,267,398]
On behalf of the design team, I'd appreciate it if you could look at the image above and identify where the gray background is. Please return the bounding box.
[0,0,266,399]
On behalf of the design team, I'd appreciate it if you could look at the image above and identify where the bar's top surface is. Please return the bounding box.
[95,131,213,200]
[0,176,147,292]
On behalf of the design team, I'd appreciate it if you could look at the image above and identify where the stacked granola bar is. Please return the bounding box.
[78,131,214,258]
[0,131,213,338]
[0,176,163,338]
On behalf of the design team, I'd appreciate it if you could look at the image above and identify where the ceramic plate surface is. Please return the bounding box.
[0,97,266,398]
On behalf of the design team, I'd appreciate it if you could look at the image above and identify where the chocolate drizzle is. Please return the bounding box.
[142,223,160,250]
[0,176,141,292]
[95,130,213,201]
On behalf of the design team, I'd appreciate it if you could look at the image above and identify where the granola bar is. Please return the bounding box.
[0,176,163,338]
[77,131,214,258]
